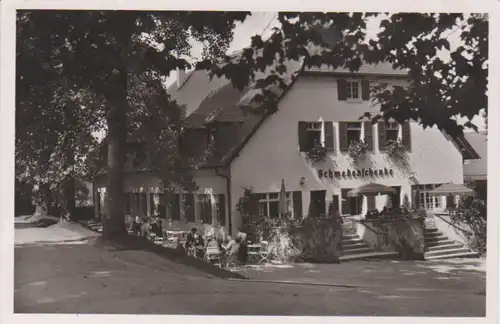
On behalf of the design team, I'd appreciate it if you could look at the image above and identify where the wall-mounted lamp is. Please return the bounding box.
[299,177,306,187]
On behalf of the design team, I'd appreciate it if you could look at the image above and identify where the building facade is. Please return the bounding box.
[93,62,478,235]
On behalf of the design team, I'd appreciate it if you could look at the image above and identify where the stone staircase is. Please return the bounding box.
[424,227,479,260]
[339,233,399,262]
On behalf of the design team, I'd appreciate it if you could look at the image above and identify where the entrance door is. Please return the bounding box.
[309,190,326,218]
[390,186,401,209]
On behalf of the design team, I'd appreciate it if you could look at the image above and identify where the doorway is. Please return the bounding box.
[309,190,326,218]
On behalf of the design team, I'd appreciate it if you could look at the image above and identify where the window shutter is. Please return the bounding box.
[355,196,363,214]
[158,193,166,219]
[125,192,131,214]
[361,80,370,101]
[217,194,226,226]
[337,79,347,101]
[149,193,155,217]
[139,193,147,216]
[185,193,195,222]
[292,191,303,219]
[378,122,387,151]
[363,121,374,151]
[169,193,180,221]
[324,121,335,151]
[338,122,348,152]
[332,195,340,215]
[402,122,411,151]
[298,122,308,152]
[412,188,420,210]
[250,193,260,218]
[446,195,455,209]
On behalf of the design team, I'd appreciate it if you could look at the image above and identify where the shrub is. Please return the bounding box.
[453,196,486,255]
[236,187,261,242]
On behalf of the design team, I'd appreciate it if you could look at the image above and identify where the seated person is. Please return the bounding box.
[150,216,163,238]
[194,234,205,258]
[224,235,241,264]
[185,227,198,249]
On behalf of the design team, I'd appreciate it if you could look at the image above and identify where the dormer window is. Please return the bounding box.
[346,81,360,100]
[337,79,370,102]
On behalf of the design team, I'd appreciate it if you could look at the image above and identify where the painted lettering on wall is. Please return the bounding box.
[318,167,394,180]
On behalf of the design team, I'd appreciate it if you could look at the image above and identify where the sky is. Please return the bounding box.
[164,12,486,133]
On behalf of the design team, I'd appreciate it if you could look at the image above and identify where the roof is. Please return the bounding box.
[167,59,478,170]
[167,59,303,167]
[304,62,408,76]
[463,131,487,179]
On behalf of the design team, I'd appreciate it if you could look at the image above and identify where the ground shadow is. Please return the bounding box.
[89,235,247,280]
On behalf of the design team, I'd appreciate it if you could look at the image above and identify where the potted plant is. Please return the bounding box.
[386,139,406,160]
[347,140,368,163]
[306,142,328,163]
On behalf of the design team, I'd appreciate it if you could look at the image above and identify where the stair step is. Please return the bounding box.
[340,251,399,262]
[341,247,376,255]
[425,236,450,243]
[425,239,456,247]
[426,243,464,251]
[424,231,443,238]
[425,247,472,257]
[342,234,359,239]
[424,227,439,233]
[340,242,369,249]
[425,251,479,260]
[341,239,365,246]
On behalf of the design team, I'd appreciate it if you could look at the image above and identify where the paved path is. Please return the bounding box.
[14,240,486,316]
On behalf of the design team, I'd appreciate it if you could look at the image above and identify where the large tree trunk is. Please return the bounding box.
[62,177,76,221]
[102,66,128,239]
[33,183,50,216]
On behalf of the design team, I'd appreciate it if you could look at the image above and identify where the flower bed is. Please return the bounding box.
[305,143,327,163]
[255,217,343,263]
[347,140,368,163]
[386,139,406,160]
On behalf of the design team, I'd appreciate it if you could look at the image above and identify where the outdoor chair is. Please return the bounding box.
[204,245,223,267]
[247,241,270,264]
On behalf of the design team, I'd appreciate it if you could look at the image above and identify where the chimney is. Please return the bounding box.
[176,67,186,89]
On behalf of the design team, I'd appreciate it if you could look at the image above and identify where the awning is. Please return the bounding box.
[347,183,397,197]
[429,183,475,196]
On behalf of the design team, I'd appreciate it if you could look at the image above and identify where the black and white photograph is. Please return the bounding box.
[0,0,496,322]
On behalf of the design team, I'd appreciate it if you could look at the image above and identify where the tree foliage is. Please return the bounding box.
[16,10,250,237]
[201,12,487,136]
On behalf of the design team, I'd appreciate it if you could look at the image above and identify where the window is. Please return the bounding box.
[416,184,443,210]
[197,194,212,224]
[305,122,323,151]
[385,122,400,142]
[346,122,362,145]
[258,192,293,218]
[346,81,360,100]
[341,189,362,215]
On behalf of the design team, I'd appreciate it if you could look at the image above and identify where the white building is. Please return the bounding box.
[94,61,478,235]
